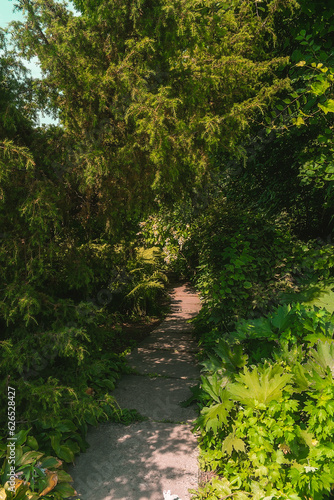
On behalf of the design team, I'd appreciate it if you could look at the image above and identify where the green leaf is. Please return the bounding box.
[198,388,234,434]
[13,428,32,446]
[55,419,77,433]
[16,450,43,466]
[39,456,63,469]
[228,364,292,408]
[309,340,334,376]
[318,99,334,114]
[310,80,330,96]
[213,340,248,370]
[57,470,73,482]
[271,304,292,331]
[201,373,229,403]
[26,436,39,450]
[292,363,311,391]
[57,445,75,463]
[222,431,246,455]
[295,116,305,126]
[50,434,61,455]
[53,482,77,497]
[298,429,315,447]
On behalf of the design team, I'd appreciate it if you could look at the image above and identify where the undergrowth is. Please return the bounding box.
[0,244,168,499]
[183,206,334,500]
[190,303,334,500]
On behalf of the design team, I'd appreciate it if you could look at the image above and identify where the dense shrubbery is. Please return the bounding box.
[190,303,334,500]
[0,243,167,498]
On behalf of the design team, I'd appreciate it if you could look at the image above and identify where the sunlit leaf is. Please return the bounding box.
[228,364,292,407]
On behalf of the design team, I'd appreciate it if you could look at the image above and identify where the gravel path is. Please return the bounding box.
[69,284,201,500]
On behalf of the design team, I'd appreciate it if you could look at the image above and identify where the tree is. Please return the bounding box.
[11,0,297,209]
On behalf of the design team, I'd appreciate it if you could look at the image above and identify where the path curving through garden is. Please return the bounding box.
[69,283,201,500]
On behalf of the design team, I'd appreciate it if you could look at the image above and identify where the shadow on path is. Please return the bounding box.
[69,284,201,500]
[71,421,198,500]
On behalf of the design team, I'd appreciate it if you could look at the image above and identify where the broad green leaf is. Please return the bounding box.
[26,436,39,451]
[310,80,330,96]
[298,429,315,447]
[222,431,246,455]
[39,456,62,469]
[199,395,234,433]
[318,99,334,114]
[201,373,229,403]
[63,439,80,455]
[214,340,248,370]
[13,428,32,446]
[57,445,75,463]
[57,470,73,482]
[228,364,292,407]
[271,304,292,331]
[16,450,43,466]
[211,477,232,496]
[55,420,77,433]
[309,340,334,376]
[292,363,311,391]
[200,355,223,373]
[53,482,77,497]
[50,434,61,455]
[295,116,305,126]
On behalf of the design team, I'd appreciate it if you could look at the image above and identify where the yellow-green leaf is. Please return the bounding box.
[222,432,246,455]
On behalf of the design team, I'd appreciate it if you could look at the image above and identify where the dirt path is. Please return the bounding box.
[69,284,201,500]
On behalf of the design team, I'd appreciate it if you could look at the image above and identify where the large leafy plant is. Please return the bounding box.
[193,301,334,500]
[0,429,76,499]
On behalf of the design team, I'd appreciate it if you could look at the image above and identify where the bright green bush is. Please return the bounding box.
[192,303,334,500]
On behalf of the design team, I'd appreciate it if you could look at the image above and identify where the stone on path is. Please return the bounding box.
[69,283,201,500]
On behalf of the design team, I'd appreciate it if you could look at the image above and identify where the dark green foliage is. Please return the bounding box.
[191,202,333,333]
[11,0,297,204]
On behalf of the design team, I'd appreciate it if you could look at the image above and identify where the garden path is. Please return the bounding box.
[69,283,201,500]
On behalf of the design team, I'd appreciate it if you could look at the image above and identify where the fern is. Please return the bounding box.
[125,270,167,315]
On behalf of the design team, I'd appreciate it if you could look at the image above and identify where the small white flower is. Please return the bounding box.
[163,491,182,500]
[304,466,318,473]
[178,237,185,249]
